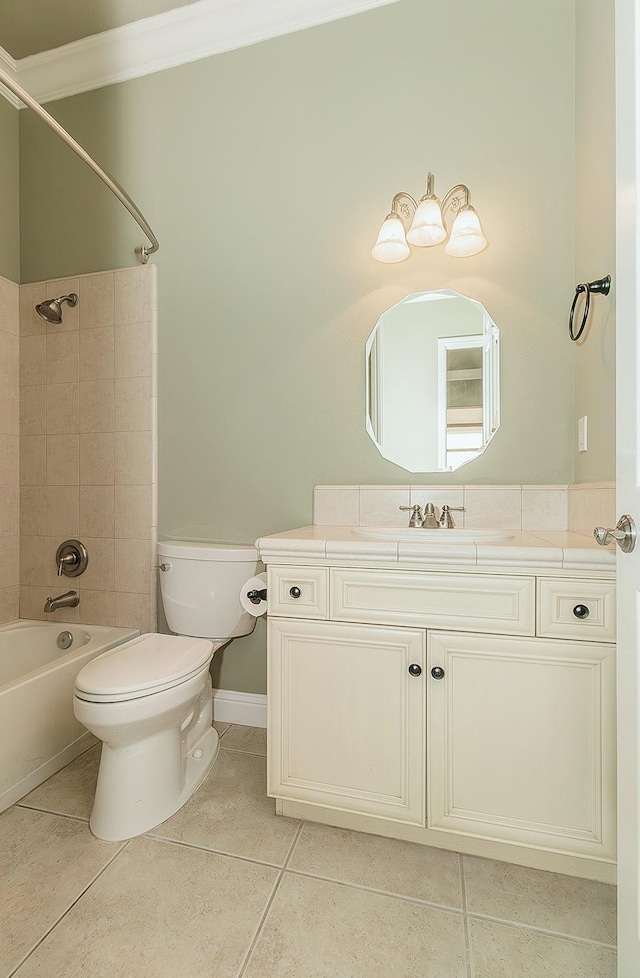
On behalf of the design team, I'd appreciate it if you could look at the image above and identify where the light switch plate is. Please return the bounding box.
[578,416,588,452]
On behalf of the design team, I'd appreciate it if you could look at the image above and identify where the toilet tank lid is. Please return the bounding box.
[157,540,259,561]
[75,633,214,696]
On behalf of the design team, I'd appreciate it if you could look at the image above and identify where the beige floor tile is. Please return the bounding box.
[464,855,617,944]
[213,720,230,736]
[14,837,278,978]
[468,918,616,978]
[221,724,267,755]
[20,745,100,820]
[0,806,122,976]
[289,821,462,908]
[151,749,299,865]
[244,872,467,978]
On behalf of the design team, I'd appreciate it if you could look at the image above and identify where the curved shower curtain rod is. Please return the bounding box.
[0,68,159,264]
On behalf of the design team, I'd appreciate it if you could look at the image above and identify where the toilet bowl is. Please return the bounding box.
[74,540,262,841]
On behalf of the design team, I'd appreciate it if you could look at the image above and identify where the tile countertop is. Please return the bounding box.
[255,526,616,576]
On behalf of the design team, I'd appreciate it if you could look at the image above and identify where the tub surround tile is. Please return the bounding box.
[79,379,115,433]
[0,806,123,977]
[20,435,46,486]
[79,432,114,485]
[18,585,47,620]
[0,486,19,536]
[45,382,78,435]
[46,434,80,486]
[243,872,468,978]
[45,277,80,332]
[0,383,19,436]
[0,535,19,589]
[19,535,46,587]
[0,327,19,386]
[46,331,79,385]
[114,430,152,485]
[45,486,79,538]
[19,335,46,387]
[114,376,152,431]
[79,272,114,329]
[115,537,152,593]
[19,282,48,337]
[115,321,152,378]
[78,588,115,626]
[115,485,152,539]
[0,274,19,334]
[467,918,616,978]
[0,585,19,623]
[115,590,153,633]
[79,326,115,381]
[79,486,115,539]
[114,266,154,324]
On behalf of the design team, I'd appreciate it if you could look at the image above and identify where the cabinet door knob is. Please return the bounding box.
[289,586,301,599]
[431,666,445,680]
[573,604,590,619]
[408,663,422,677]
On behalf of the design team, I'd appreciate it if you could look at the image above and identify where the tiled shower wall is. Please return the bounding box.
[0,276,19,623]
[18,265,157,634]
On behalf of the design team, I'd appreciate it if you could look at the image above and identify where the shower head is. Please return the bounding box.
[35,293,78,324]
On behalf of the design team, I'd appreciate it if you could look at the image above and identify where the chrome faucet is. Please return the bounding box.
[399,503,466,529]
[437,504,466,529]
[44,590,79,614]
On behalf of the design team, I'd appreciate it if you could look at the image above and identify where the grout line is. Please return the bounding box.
[235,822,304,978]
[144,833,286,870]
[460,853,473,978]
[7,839,130,978]
[16,803,89,824]
[220,747,267,758]
[284,867,464,915]
[465,912,617,950]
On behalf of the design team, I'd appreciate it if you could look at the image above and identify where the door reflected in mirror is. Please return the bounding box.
[366,290,500,472]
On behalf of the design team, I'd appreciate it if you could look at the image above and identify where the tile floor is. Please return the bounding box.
[2,723,617,977]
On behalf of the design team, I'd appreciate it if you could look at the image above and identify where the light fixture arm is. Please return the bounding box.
[440,184,471,223]
[390,191,418,222]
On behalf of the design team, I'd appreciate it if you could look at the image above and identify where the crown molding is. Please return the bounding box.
[3,0,399,107]
[0,47,21,109]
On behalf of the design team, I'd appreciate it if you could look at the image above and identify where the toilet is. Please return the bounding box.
[74,541,262,841]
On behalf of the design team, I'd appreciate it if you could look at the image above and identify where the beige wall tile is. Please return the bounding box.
[0,486,19,536]
[359,487,411,526]
[114,376,151,432]
[79,327,115,381]
[20,385,46,436]
[115,590,152,633]
[46,602,80,624]
[522,489,569,531]
[0,585,19,623]
[19,585,47,620]
[20,435,45,486]
[80,485,115,538]
[0,535,18,588]
[0,385,19,436]
[20,535,46,586]
[46,382,79,435]
[79,272,114,329]
[0,329,19,387]
[19,282,48,337]
[115,537,151,593]
[20,334,46,386]
[47,434,79,486]
[78,588,115,625]
[20,487,46,536]
[0,434,18,488]
[79,380,115,433]
[115,485,151,539]
[313,487,359,526]
[79,432,114,485]
[47,331,79,385]
[73,537,114,591]
[0,275,19,334]
[114,266,153,324]
[115,322,152,378]
[464,488,523,529]
[46,277,80,332]
[114,431,152,485]
[46,485,79,538]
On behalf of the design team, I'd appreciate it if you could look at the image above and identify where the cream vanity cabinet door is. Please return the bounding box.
[427,631,616,861]
[268,617,426,825]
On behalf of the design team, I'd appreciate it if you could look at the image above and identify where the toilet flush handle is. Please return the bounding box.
[159,562,171,572]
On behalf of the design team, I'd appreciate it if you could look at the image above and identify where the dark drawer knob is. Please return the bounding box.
[289,586,301,599]
[431,666,445,680]
[573,604,590,620]
[408,663,422,677]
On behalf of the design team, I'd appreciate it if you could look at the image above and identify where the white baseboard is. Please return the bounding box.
[212,687,267,728]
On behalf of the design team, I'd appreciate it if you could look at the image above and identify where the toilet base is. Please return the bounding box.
[87,674,219,841]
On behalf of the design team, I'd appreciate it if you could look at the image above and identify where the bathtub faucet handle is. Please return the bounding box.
[58,552,78,576]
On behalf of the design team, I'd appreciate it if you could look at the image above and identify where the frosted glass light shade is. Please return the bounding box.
[372,214,410,263]
[445,206,488,257]
[407,197,446,247]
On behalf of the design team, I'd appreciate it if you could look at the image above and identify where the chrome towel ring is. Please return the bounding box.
[569,275,611,341]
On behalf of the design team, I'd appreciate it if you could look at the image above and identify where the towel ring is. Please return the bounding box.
[569,275,611,341]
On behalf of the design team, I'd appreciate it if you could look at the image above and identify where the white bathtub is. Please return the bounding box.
[0,619,139,813]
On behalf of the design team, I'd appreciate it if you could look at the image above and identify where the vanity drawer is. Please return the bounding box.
[267,566,328,618]
[330,569,535,636]
[537,578,616,643]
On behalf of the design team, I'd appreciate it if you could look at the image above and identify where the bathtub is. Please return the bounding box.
[0,619,139,813]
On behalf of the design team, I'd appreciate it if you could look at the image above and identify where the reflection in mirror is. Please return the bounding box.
[366,291,500,472]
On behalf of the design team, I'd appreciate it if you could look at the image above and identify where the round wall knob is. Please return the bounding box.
[408,663,422,677]
[289,586,301,599]
[431,666,445,680]
[573,604,590,619]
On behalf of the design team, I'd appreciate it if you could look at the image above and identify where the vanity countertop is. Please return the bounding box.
[255,526,616,575]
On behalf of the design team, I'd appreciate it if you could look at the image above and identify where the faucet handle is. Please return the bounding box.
[439,505,466,529]
[399,504,424,528]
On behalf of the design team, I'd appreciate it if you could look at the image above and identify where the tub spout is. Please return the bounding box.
[44,590,79,614]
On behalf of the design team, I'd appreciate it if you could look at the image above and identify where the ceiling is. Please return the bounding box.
[0,0,197,60]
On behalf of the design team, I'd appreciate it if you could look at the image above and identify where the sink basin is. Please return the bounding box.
[352,527,515,543]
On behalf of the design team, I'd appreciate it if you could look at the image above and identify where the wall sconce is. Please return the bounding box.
[372,172,488,263]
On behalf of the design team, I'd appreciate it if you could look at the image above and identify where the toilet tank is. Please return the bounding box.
[157,540,263,640]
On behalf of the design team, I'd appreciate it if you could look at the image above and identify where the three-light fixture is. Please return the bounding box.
[372,172,488,263]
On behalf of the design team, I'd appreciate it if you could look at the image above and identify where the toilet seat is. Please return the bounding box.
[74,633,215,704]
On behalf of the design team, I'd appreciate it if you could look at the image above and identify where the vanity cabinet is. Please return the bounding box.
[265,562,617,881]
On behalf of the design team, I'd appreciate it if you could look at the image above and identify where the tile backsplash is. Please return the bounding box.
[18,265,157,634]
[314,483,616,535]
[0,275,19,623]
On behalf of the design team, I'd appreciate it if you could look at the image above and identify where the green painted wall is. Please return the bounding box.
[574,0,616,483]
[0,96,19,283]
[19,0,576,692]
